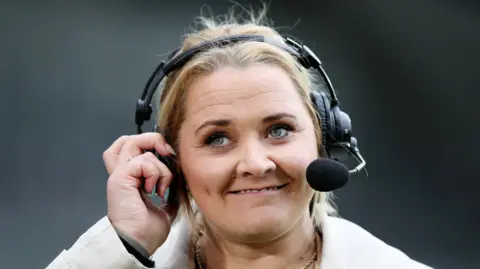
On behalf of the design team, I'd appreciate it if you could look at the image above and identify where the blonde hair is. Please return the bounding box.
[156,5,337,234]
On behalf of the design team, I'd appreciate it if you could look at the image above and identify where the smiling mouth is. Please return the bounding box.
[230,183,289,194]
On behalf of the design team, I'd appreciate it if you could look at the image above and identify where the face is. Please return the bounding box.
[178,64,318,241]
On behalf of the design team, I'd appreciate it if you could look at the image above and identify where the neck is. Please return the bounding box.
[197,210,318,269]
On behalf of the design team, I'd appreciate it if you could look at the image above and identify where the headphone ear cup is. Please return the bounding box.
[311,91,354,162]
[331,106,352,144]
[310,91,332,155]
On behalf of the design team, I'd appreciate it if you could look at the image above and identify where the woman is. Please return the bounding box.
[46,9,433,269]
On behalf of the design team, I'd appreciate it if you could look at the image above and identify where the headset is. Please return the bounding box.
[134,34,366,183]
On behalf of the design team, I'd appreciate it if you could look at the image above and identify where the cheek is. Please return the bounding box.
[179,151,233,197]
[278,129,318,191]
[284,131,318,164]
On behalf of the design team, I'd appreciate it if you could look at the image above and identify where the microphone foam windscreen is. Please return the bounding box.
[306,158,349,192]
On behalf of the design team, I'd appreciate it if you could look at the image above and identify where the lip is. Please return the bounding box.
[228,183,289,194]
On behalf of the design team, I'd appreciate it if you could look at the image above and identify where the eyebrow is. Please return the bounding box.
[194,112,297,135]
[262,112,297,123]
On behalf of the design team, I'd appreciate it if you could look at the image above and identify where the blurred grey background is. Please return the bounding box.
[1,0,479,268]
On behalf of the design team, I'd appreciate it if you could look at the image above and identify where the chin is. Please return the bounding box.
[227,208,295,241]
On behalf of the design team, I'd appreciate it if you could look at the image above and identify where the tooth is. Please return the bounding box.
[234,187,283,194]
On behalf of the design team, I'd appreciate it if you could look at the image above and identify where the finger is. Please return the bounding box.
[113,156,160,191]
[165,143,177,156]
[141,154,179,221]
[142,160,163,194]
[118,133,170,165]
[120,152,173,196]
[103,135,130,174]
[143,152,173,198]
[156,178,165,197]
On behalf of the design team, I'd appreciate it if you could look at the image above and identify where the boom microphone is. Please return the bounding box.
[306,158,350,192]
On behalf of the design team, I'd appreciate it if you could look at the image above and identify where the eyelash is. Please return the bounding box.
[203,123,297,147]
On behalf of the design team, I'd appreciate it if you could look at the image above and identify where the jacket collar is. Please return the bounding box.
[153,212,346,269]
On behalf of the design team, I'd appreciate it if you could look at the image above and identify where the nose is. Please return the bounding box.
[235,139,276,179]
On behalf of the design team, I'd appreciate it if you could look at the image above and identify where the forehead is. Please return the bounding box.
[185,65,305,119]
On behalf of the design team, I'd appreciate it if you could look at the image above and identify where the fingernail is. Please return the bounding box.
[165,144,177,156]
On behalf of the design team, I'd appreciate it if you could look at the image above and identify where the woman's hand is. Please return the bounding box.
[102,133,176,255]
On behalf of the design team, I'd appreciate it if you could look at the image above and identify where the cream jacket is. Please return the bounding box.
[46,214,434,269]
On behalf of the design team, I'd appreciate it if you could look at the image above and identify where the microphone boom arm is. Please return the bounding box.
[349,147,366,174]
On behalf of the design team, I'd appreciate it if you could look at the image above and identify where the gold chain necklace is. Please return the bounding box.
[194,234,318,269]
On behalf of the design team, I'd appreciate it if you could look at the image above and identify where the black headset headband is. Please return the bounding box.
[135,35,338,129]
[134,34,366,174]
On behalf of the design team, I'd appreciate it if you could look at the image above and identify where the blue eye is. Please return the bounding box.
[268,124,293,139]
[203,124,295,147]
[205,133,230,146]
